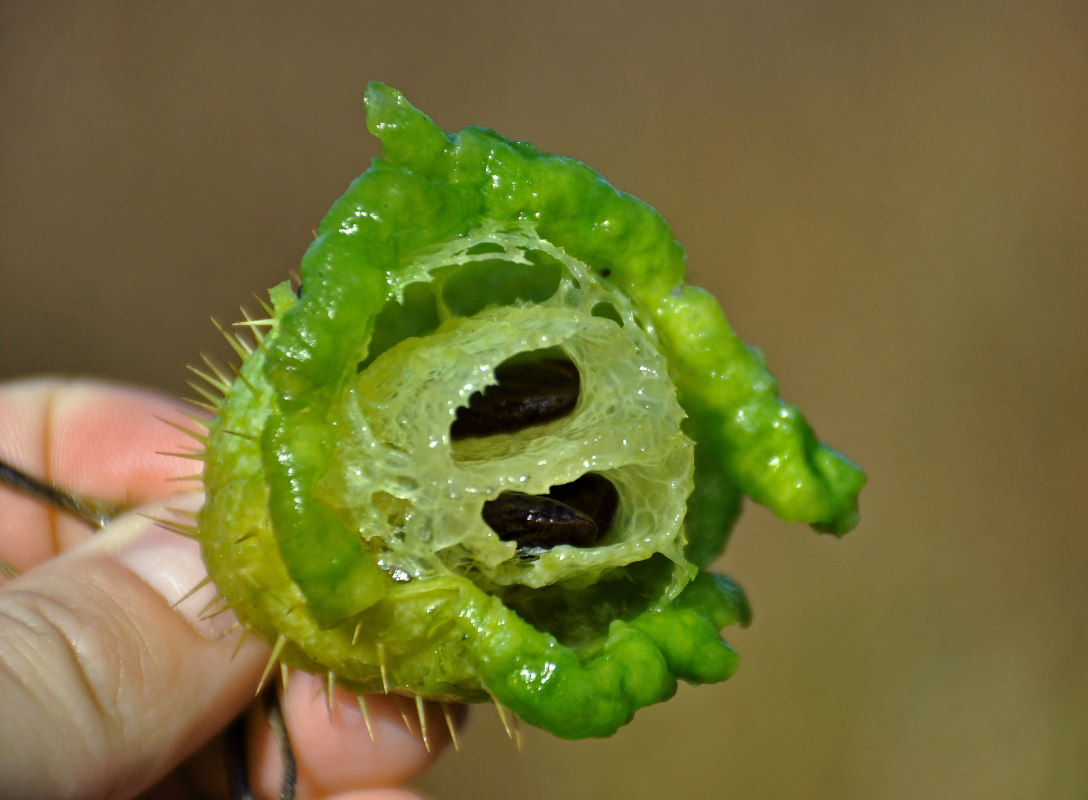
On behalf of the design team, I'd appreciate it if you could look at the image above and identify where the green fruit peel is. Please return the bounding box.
[197,82,864,739]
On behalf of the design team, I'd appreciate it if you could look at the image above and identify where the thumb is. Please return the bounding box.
[0,496,267,800]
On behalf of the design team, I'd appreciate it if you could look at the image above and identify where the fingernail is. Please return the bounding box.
[102,494,234,640]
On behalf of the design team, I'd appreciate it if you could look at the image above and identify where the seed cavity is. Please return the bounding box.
[450,358,579,440]
[482,473,619,553]
[453,357,616,554]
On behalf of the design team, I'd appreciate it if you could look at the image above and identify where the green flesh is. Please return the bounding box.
[198,83,863,739]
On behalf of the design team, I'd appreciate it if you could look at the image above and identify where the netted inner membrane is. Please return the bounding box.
[315,225,696,598]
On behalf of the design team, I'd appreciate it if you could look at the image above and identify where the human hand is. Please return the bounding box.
[0,378,457,799]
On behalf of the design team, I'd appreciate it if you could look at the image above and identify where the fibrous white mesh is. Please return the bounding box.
[319,225,694,593]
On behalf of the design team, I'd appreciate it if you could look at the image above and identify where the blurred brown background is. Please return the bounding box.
[2,2,1086,798]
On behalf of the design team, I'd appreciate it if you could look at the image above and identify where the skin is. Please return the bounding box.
[0,377,455,800]
[197,84,861,739]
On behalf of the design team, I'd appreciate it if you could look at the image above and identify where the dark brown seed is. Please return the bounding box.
[483,492,599,550]
[450,359,579,440]
[546,473,619,536]
[481,473,619,552]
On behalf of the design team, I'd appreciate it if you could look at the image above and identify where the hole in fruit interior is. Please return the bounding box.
[464,241,506,255]
[450,352,580,441]
[591,301,624,326]
[439,254,562,318]
[357,251,565,369]
[481,473,620,554]
[359,281,441,369]
[496,555,678,653]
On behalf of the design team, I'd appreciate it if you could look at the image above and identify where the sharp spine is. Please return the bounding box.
[416,695,431,752]
[442,702,460,751]
[357,695,376,743]
[257,634,288,695]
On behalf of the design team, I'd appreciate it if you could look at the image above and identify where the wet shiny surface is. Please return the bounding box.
[2,3,1086,797]
[482,474,619,552]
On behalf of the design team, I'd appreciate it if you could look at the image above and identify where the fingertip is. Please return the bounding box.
[249,671,464,798]
[46,379,202,501]
[0,506,268,796]
[0,377,205,568]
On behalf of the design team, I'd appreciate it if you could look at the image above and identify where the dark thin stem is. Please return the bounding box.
[224,711,252,800]
[265,688,297,800]
[0,457,125,529]
[226,690,297,800]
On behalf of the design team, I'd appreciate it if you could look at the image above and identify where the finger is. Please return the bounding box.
[0,377,200,570]
[0,500,267,800]
[247,671,465,799]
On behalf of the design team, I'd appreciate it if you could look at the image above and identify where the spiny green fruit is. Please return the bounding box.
[194,83,864,739]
